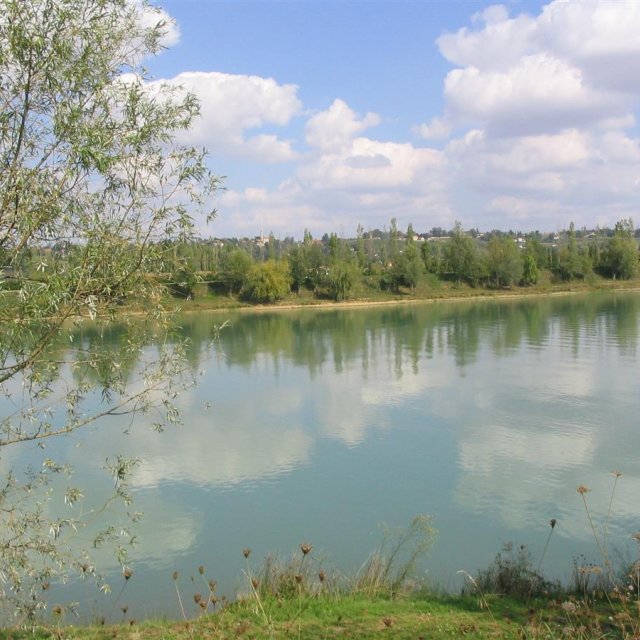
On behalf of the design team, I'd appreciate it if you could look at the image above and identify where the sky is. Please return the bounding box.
[145,0,640,239]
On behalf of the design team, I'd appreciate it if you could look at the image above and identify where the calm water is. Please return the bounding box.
[5,291,640,619]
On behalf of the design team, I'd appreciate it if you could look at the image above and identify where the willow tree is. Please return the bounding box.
[0,0,219,619]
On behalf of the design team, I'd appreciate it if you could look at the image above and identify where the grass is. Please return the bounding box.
[166,271,640,314]
[1,593,634,640]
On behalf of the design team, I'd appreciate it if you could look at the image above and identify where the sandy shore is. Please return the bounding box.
[183,283,640,315]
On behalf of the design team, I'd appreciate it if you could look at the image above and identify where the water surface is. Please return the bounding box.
[5,291,640,619]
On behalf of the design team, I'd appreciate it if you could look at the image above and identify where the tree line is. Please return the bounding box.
[160,217,640,302]
[5,218,639,305]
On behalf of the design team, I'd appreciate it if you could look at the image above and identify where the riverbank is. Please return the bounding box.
[1,592,624,639]
[168,273,640,315]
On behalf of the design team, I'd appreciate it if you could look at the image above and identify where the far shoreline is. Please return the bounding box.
[173,280,640,315]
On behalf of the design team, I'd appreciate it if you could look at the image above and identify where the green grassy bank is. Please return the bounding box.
[1,592,631,640]
[167,272,640,314]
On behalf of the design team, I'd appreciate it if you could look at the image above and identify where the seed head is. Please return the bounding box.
[295,574,303,584]
[193,592,202,604]
[613,470,622,478]
[123,567,133,580]
[198,565,205,575]
[172,571,179,581]
[251,577,260,589]
[208,580,217,592]
[577,485,590,495]
[243,548,251,559]
[53,605,63,616]
[300,543,312,556]
[549,518,557,529]
[121,605,128,615]
[318,570,326,583]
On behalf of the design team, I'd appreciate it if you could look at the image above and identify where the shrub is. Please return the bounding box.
[473,542,555,598]
[241,260,291,303]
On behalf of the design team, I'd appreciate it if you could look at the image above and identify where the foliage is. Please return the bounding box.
[0,0,218,620]
[485,235,522,288]
[326,259,358,301]
[391,243,423,291]
[521,253,539,286]
[241,260,291,303]
[525,236,549,270]
[387,217,399,259]
[327,233,341,262]
[286,233,327,294]
[355,224,367,270]
[286,244,308,294]
[421,240,446,275]
[603,219,638,280]
[473,543,553,598]
[302,233,325,292]
[445,223,478,285]
[556,223,591,281]
[0,592,587,639]
[520,238,542,285]
[218,249,253,294]
[167,264,198,299]
[355,515,436,597]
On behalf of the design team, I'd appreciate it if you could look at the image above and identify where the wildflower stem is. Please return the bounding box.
[244,567,269,627]
[537,527,554,574]
[603,472,620,555]
[457,570,495,622]
[174,581,187,622]
[580,494,616,588]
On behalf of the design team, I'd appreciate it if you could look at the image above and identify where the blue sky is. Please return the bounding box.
[146,1,640,239]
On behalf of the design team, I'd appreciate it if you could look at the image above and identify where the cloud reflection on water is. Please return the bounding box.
[2,293,640,581]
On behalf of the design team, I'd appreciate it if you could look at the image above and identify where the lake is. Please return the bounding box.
[4,291,640,620]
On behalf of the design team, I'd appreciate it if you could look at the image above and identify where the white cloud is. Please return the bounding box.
[442,124,640,230]
[416,116,452,141]
[299,137,442,190]
[438,6,536,70]
[211,91,454,237]
[401,1,640,231]
[538,1,640,93]
[448,129,591,179]
[432,0,640,139]
[305,99,380,151]
[218,117,452,237]
[155,1,640,236]
[132,419,313,489]
[444,53,623,137]
[149,71,301,162]
[244,134,298,163]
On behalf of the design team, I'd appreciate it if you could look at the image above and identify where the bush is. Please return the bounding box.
[327,260,358,301]
[218,249,254,294]
[169,266,198,299]
[473,543,555,598]
[241,260,291,303]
